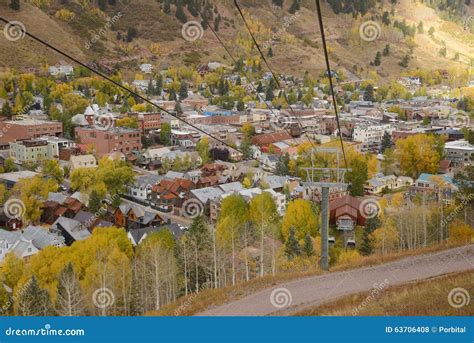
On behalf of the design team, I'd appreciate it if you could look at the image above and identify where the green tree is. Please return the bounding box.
[4,157,18,172]
[17,275,55,316]
[381,131,392,153]
[303,234,314,256]
[88,190,103,214]
[373,51,382,66]
[179,82,188,100]
[41,160,64,184]
[160,122,171,146]
[383,44,390,56]
[363,84,375,102]
[346,158,368,196]
[285,227,301,259]
[9,0,20,10]
[128,264,143,316]
[196,137,210,164]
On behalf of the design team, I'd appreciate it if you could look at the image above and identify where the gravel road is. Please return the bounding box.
[197,244,474,316]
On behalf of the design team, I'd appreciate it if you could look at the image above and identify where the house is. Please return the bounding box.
[412,173,458,201]
[69,154,98,171]
[365,175,413,194]
[0,171,38,189]
[128,174,160,202]
[140,63,154,74]
[127,223,186,246]
[114,203,164,230]
[260,154,279,171]
[150,178,195,212]
[49,61,74,77]
[444,140,474,167]
[329,195,366,229]
[188,187,224,216]
[50,217,91,246]
[0,226,64,262]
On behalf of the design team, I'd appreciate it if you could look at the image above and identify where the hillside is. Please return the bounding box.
[0,0,473,81]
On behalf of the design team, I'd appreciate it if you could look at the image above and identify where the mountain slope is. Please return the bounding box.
[0,0,472,80]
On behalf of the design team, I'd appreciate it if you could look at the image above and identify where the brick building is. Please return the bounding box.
[75,127,142,158]
[0,120,63,149]
[128,112,161,134]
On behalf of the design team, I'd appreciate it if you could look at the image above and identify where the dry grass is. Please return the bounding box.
[151,243,468,316]
[295,270,474,316]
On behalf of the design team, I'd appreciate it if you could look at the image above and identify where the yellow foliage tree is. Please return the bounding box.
[282,199,318,240]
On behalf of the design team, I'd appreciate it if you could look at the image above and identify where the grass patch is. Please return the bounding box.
[295,270,474,316]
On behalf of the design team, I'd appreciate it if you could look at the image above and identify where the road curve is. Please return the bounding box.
[197,244,474,316]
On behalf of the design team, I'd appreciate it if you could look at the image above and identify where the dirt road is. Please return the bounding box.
[197,245,474,316]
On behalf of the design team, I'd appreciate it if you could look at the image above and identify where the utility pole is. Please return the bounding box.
[302,148,351,271]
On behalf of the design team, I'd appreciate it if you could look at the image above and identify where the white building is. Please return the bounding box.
[444,140,474,166]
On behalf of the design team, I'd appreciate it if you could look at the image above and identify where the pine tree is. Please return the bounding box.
[381,131,392,153]
[256,82,264,93]
[129,264,143,316]
[289,0,301,14]
[1,102,12,117]
[373,51,382,66]
[55,263,85,316]
[303,234,314,256]
[17,275,55,316]
[265,87,274,101]
[9,0,20,11]
[176,5,188,24]
[285,227,301,259]
[179,82,188,100]
[383,44,390,56]
[236,100,245,111]
[268,47,273,58]
[363,84,375,102]
[168,89,177,101]
[359,229,373,256]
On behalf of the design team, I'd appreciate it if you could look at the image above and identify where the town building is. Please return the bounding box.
[0,120,63,149]
[75,127,142,158]
[444,140,474,166]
